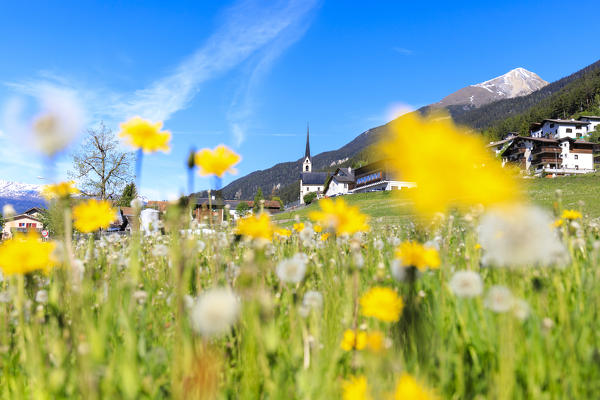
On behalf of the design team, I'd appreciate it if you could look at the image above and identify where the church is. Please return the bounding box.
[299,126,327,204]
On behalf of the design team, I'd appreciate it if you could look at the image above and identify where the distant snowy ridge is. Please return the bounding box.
[0,180,46,214]
[434,67,548,109]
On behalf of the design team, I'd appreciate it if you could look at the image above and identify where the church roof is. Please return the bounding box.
[305,124,311,159]
[301,172,327,185]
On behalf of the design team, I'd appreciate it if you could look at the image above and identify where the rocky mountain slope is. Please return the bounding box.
[433,67,548,110]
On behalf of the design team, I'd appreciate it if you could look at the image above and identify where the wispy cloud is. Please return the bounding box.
[0,0,320,188]
[393,47,413,56]
[226,0,319,146]
[4,0,320,134]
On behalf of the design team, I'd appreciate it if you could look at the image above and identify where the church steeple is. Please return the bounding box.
[305,123,311,160]
[302,123,312,173]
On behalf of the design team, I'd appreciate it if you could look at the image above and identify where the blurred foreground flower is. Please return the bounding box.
[484,285,513,313]
[394,241,440,271]
[342,375,371,400]
[73,200,116,233]
[276,254,307,283]
[478,205,568,267]
[195,145,241,177]
[360,287,403,322]
[119,116,171,153]
[40,180,80,201]
[448,270,483,298]
[236,213,274,240]
[393,374,438,400]
[191,287,240,337]
[309,198,369,235]
[378,112,520,216]
[30,89,84,157]
[0,232,56,275]
[561,209,582,220]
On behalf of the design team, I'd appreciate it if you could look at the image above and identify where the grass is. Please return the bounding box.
[3,175,600,398]
[275,174,600,224]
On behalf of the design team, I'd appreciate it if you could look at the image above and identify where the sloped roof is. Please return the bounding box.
[301,172,327,185]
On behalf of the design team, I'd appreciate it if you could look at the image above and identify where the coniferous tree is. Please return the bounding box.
[118,183,137,207]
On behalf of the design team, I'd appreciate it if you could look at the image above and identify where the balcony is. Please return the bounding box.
[532,147,561,156]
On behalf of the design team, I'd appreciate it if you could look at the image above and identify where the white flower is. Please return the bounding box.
[191,288,240,337]
[133,290,148,304]
[276,254,307,284]
[35,290,48,304]
[152,244,169,258]
[484,285,513,313]
[373,239,384,251]
[299,227,313,242]
[352,252,365,268]
[30,88,84,156]
[2,204,15,218]
[131,198,143,211]
[0,291,11,303]
[391,259,406,281]
[512,299,530,321]
[197,240,206,252]
[302,291,323,311]
[478,205,568,268]
[542,317,554,330]
[448,270,483,298]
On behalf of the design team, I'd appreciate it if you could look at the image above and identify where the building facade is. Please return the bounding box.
[489,135,596,176]
[2,207,44,239]
[349,159,415,193]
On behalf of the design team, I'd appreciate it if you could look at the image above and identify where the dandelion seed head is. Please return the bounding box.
[448,270,483,298]
[191,288,240,337]
[484,285,513,313]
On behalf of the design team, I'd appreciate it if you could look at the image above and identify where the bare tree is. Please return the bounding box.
[69,123,135,200]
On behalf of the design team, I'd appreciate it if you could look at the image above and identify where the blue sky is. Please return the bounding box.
[1,0,599,200]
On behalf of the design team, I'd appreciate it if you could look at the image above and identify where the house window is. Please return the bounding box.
[305,165,309,171]
[549,123,555,128]
[566,128,572,133]
[575,155,578,160]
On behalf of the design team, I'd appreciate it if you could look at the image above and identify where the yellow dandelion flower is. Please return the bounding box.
[195,145,241,178]
[40,180,80,200]
[365,331,384,352]
[561,209,582,220]
[553,219,564,228]
[72,200,116,233]
[342,375,372,400]
[235,213,274,240]
[360,287,403,322]
[119,116,171,153]
[275,228,291,238]
[309,198,369,236]
[474,243,482,250]
[340,329,367,351]
[378,112,520,216]
[314,224,323,233]
[293,222,305,232]
[394,241,440,270]
[320,232,330,241]
[0,231,57,275]
[393,374,438,400]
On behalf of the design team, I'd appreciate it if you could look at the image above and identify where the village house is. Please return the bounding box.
[324,167,354,197]
[528,115,600,140]
[349,159,415,193]
[2,207,45,239]
[489,134,596,176]
[299,125,327,204]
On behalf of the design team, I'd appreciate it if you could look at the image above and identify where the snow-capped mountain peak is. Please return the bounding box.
[0,179,43,198]
[0,180,46,214]
[435,67,548,109]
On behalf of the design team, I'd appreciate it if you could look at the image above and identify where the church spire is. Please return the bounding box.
[305,123,311,159]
